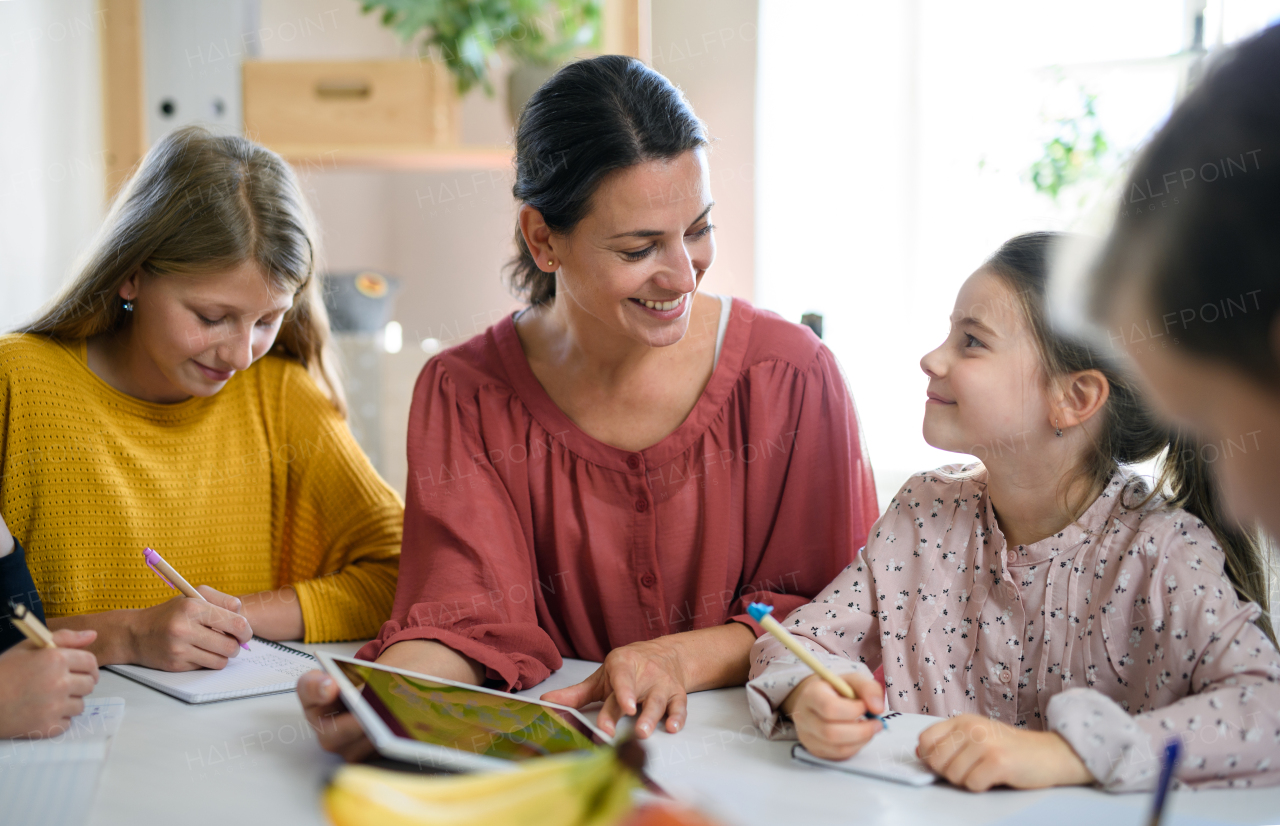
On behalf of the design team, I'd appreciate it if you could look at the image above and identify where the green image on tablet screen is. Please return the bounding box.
[337,660,599,760]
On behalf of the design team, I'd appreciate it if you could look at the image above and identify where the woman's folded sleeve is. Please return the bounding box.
[356,359,561,691]
[1048,547,1280,792]
[728,343,879,637]
[746,550,882,739]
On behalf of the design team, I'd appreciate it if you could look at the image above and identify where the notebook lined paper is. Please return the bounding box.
[107,638,316,703]
[0,697,125,826]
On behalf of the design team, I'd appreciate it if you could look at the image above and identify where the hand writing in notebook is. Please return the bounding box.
[127,586,253,671]
[51,585,253,672]
[780,671,887,761]
[0,628,100,738]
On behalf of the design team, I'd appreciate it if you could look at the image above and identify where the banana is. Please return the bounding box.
[324,740,646,826]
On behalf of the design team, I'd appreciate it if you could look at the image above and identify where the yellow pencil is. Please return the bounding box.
[9,602,56,649]
[748,602,885,726]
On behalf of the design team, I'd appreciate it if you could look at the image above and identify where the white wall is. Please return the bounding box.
[651,0,757,302]
[0,0,105,331]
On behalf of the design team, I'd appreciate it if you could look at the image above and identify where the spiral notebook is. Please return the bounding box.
[106,637,316,703]
[791,711,942,786]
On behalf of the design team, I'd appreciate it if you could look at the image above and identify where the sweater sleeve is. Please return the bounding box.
[278,366,404,643]
[1048,530,1280,792]
[356,358,562,691]
[728,343,879,637]
[0,541,44,653]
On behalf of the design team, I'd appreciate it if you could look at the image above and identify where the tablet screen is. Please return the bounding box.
[335,660,602,761]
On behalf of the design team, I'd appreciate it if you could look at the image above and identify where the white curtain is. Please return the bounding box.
[0,0,105,331]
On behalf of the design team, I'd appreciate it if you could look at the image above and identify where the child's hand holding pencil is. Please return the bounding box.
[748,603,887,761]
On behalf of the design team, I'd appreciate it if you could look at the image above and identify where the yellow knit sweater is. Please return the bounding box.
[0,334,402,642]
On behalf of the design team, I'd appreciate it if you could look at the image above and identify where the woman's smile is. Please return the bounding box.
[627,293,689,320]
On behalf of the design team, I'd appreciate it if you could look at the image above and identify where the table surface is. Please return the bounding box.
[84,643,1280,826]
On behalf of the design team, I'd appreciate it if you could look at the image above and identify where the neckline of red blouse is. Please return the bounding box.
[490,296,755,472]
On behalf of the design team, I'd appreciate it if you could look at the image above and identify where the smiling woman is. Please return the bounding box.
[0,126,404,670]
[297,55,880,763]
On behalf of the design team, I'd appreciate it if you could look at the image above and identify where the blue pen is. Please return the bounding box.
[748,602,886,729]
[1147,738,1182,826]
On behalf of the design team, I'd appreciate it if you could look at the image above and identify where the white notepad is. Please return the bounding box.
[0,697,126,826]
[792,711,942,786]
[107,637,316,703]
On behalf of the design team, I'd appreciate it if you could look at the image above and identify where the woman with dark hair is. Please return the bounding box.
[1087,27,1280,553]
[299,55,879,758]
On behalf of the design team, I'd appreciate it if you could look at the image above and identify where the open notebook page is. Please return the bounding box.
[0,697,126,826]
[107,638,316,703]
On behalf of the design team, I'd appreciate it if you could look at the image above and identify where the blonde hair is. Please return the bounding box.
[19,125,345,416]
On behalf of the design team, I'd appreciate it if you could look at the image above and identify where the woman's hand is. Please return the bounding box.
[541,639,689,738]
[0,629,100,738]
[782,672,886,760]
[298,639,485,762]
[542,623,757,739]
[916,714,1094,791]
[297,670,376,763]
[125,585,252,670]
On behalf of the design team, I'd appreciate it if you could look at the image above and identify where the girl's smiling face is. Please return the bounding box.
[116,260,294,403]
[919,269,1054,459]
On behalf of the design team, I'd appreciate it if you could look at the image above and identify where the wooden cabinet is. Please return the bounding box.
[243,59,460,153]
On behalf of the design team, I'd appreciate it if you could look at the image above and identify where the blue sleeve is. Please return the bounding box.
[1,541,44,653]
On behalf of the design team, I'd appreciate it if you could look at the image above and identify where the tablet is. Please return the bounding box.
[316,652,612,773]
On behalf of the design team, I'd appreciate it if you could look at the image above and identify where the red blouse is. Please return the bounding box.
[358,299,879,690]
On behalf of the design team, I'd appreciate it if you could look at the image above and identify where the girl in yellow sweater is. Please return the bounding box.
[0,126,403,671]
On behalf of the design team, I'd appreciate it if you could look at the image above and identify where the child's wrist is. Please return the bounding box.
[780,674,822,717]
[1049,732,1095,786]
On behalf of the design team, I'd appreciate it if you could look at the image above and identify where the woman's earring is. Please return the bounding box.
[1055,420,1063,437]
[547,259,555,269]
[122,300,134,312]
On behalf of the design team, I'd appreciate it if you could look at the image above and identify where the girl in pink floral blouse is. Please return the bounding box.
[747,232,1280,793]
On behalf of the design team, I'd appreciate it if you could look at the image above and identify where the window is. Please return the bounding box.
[756,0,1280,507]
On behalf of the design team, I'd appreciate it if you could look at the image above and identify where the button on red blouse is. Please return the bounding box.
[358,299,880,691]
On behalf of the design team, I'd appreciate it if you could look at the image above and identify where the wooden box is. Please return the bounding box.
[242,59,460,153]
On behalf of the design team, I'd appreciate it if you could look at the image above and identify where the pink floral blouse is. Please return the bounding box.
[747,466,1280,792]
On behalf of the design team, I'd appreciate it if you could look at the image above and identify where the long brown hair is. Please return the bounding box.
[989,232,1273,644]
[19,125,345,416]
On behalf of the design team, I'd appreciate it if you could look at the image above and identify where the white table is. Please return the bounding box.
[85,644,1280,826]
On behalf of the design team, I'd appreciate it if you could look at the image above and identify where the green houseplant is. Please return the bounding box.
[361,0,601,120]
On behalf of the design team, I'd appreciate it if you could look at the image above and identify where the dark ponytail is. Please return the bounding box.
[988,232,1274,645]
[506,55,708,306]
